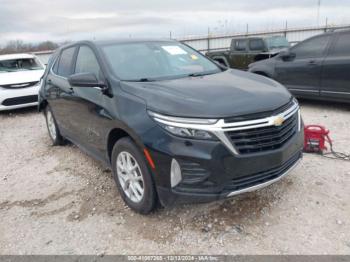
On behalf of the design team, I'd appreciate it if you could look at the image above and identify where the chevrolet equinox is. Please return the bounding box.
[39,39,303,214]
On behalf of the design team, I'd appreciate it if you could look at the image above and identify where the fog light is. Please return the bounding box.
[171,159,182,188]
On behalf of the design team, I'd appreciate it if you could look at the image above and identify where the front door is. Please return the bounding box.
[67,45,113,160]
[320,31,350,101]
[274,34,332,97]
[47,46,78,138]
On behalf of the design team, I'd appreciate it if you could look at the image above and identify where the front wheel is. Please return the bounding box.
[45,106,65,146]
[111,138,157,214]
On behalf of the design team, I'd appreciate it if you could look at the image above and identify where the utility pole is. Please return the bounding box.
[284,20,288,37]
[317,0,321,26]
[207,27,210,52]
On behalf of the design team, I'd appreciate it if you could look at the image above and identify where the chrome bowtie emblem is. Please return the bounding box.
[273,116,285,126]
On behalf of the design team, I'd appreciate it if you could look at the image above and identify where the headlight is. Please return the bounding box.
[162,125,214,139]
[292,98,302,131]
[293,97,299,105]
[148,111,217,140]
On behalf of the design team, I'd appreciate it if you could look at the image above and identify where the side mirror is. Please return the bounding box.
[279,49,296,61]
[214,60,228,69]
[68,73,105,88]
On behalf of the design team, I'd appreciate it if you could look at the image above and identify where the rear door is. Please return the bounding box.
[320,31,350,101]
[274,34,332,97]
[47,46,78,137]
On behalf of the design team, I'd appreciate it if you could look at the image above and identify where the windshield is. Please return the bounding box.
[0,58,44,73]
[266,36,290,50]
[102,41,221,81]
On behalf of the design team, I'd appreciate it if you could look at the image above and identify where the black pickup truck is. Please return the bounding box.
[206,35,290,70]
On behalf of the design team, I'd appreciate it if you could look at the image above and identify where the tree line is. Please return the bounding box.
[0,40,60,55]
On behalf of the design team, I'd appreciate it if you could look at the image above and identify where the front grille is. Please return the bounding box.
[0,81,39,89]
[2,95,38,106]
[224,152,301,192]
[227,112,298,154]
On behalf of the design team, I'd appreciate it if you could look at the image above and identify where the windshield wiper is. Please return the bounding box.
[187,71,218,77]
[271,46,288,49]
[188,72,206,77]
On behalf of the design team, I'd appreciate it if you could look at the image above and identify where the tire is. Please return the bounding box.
[111,137,157,214]
[44,106,65,146]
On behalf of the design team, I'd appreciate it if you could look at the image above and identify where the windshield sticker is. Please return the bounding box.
[162,46,187,55]
[190,54,199,60]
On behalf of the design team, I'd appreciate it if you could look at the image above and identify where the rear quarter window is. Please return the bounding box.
[249,39,265,51]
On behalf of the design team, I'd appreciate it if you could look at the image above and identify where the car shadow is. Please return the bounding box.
[0,106,38,116]
[297,98,350,112]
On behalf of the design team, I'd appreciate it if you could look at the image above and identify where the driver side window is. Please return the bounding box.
[75,46,103,81]
[291,35,331,59]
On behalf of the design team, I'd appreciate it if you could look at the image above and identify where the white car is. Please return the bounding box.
[0,53,45,111]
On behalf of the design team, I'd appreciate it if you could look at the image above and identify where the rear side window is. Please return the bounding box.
[233,40,247,51]
[52,55,59,73]
[56,47,76,77]
[291,35,331,59]
[75,46,102,80]
[329,33,350,56]
[249,39,265,51]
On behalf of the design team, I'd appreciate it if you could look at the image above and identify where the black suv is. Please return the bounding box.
[249,30,350,103]
[39,39,303,214]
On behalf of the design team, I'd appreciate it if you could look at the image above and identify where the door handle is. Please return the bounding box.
[308,60,317,66]
[68,87,74,94]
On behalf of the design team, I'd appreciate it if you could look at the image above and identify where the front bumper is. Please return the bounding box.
[145,123,303,207]
[0,84,40,111]
[156,151,302,206]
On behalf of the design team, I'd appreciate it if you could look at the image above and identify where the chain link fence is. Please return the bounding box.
[179,24,350,52]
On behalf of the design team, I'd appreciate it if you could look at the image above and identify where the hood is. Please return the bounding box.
[0,70,45,85]
[248,56,276,69]
[120,69,292,118]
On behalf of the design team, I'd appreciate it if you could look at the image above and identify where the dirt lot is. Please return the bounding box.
[0,100,349,255]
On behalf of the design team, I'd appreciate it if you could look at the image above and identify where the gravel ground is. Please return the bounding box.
[0,99,349,255]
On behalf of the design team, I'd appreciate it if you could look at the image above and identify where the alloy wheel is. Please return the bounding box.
[47,110,57,140]
[116,151,145,203]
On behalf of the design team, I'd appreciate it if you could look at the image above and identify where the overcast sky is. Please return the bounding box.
[1,0,350,45]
